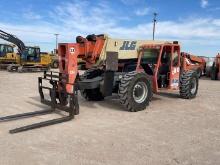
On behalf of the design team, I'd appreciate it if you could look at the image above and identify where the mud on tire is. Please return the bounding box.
[180,70,199,99]
[118,71,152,112]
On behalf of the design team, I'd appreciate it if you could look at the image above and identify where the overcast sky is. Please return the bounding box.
[0,0,219,57]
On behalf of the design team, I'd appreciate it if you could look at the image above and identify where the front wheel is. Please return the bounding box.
[52,61,59,68]
[180,70,199,99]
[118,71,152,112]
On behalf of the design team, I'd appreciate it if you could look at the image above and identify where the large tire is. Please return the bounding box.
[52,61,59,68]
[180,70,198,99]
[118,71,152,112]
[211,63,217,80]
[80,69,104,101]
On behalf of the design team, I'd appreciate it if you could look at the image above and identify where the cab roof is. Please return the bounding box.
[140,41,180,49]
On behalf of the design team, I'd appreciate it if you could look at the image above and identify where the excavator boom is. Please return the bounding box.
[0,30,25,54]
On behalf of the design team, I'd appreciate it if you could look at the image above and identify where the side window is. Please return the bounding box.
[7,46,13,53]
[0,45,3,52]
[172,48,179,67]
[0,45,4,56]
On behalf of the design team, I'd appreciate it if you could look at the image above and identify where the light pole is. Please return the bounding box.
[153,13,158,40]
[54,33,59,53]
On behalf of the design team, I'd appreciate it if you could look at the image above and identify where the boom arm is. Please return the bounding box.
[0,29,26,54]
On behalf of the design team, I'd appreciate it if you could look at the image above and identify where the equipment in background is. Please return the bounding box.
[181,52,206,78]
[0,34,199,133]
[211,53,220,80]
[50,54,59,68]
[199,56,215,77]
[0,29,51,72]
[0,43,18,69]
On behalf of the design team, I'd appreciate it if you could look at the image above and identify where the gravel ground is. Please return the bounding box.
[0,70,220,165]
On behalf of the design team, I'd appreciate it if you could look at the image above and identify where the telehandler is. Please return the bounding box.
[211,53,220,80]
[0,29,51,72]
[181,52,206,77]
[0,34,199,133]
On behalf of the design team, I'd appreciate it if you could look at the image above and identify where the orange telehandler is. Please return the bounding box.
[0,34,199,133]
[181,52,206,78]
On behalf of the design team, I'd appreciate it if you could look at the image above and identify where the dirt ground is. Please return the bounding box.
[0,70,219,165]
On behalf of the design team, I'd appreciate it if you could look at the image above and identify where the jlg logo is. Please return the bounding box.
[120,41,137,50]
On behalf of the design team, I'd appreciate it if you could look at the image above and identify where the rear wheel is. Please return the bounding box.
[118,71,152,112]
[180,70,198,99]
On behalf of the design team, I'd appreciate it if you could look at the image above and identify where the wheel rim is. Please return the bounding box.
[133,82,148,103]
[54,62,58,68]
[190,78,197,94]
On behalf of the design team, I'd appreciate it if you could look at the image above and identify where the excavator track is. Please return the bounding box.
[17,66,50,73]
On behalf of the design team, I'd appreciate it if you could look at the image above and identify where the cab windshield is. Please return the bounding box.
[7,46,13,53]
[27,47,35,56]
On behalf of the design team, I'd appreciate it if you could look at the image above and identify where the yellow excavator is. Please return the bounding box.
[0,43,18,69]
[0,29,51,72]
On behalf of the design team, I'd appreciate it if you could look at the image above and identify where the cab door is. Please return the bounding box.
[33,48,41,62]
[169,46,181,90]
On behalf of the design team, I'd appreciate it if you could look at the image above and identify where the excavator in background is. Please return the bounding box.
[0,43,18,69]
[49,49,87,69]
[181,52,206,78]
[0,34,200,134]
[49,49,59,68]
[211,53,220,80]
[0,29,51,72]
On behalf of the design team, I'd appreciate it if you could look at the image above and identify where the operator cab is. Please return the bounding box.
[139,43,180,92]
[0,44,14,57]
[22,47,41,62]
